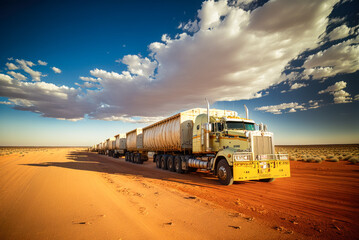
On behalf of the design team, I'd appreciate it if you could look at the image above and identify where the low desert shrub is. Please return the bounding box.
[327,157,339,162]
[348,156,359,164]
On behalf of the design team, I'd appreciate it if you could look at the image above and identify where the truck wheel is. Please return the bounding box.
[217,159,234,186]
[259,178,275,182]
[161,155,168,170]
[130,153,134,163]
[155,155,162,168]
[137,153,143,164]
[174,155,183,173]
[125,152,128,161]
[167,155,175,172]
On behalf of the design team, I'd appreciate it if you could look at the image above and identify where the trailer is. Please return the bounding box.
[105,137,116,156]
[124,107,290,185]
[113,133,126,158]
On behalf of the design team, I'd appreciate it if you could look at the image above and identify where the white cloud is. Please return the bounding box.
[79,76,101,82]
[354,94,359,101]
[6,62,18,70]
[16,59,42,81]
[119,55,157,78]
[319,81,352,104]
[308,100,322,109]
[290,83,308,90]
[0,73,13,85]
[327,25,351,41]
[0,101,12,105]
[0,0,345,121]
[52,67,62,74]
[256,102,306,114]
[332,89,352,103]
[82,0,337,119]
[179,19,199,32]
[303,36,359,79]
[0,78,92,120]
[7,71,27,81]
[318,81,346,94]
[38,60,48,66]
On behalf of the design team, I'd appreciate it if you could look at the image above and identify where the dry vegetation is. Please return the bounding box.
[0,147,86,157]
[275,145,359,164]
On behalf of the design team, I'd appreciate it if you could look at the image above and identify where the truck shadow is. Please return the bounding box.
[22,151,254,189]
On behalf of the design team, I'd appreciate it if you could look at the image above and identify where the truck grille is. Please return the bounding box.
[253,136,273,159]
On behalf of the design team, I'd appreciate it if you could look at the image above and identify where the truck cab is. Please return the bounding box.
[192,113,290,185]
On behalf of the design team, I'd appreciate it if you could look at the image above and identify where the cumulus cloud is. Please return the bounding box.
[0,101,12,105]
[256,102,306,114]
[290,83,308,90]
[16,59,42,81]
[327,25,351,41]
[38,60,48,66]
[79,76,101,82]
[7,71,27,81]
[0,73,92,120]
[308,100,322,109]
[6,62,18,70]
[1,0,350,121]
[318,80,346,94]
[82,0,338,119]
[52,67,62,74]
[118,55,157,78]
[303,36,359,79]
[354,94,359,101]
[318,81,352,104]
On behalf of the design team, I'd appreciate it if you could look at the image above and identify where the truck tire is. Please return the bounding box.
[130,153,134,163]
[259,178,275,182]
[134,153,139,163]
[125,152,129,161]
[137,153,143,164]
[155,154,162,168]
[217,159,234,186]
[167,155,175,172]
[174,155,183,173]
[161,155,168,170]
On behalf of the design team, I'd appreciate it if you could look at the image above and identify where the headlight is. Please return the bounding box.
[234,154,251,161]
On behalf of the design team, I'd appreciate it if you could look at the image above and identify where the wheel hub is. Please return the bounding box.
[218,166,227,180]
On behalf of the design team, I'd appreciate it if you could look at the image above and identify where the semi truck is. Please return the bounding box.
[117,106,290,185]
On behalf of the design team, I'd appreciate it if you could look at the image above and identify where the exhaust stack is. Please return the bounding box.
[205,98,211,152]
[244,104,249,119]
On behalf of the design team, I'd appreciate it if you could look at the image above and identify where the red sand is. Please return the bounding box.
[1,148,358,239]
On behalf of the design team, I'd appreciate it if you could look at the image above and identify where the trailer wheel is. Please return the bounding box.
[130,152,134,162]
[167,155,175,172]
[217,159,234,186]
[125,152,129,161]
[174,155,183,174]
[133,153,138,163]
[137,153,143,164]
[161,155,168,170]
[259,178,275,182]
[155,155,162,168]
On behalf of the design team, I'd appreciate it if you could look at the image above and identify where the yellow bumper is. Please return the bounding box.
[233,160,290,181]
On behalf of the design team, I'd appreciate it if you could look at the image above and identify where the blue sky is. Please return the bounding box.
[0,0,358,146]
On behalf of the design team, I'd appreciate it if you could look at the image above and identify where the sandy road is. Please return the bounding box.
[0,148,304,240]
[88,152,359,239]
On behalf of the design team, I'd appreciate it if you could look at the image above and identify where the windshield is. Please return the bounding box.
[226,121,255,131]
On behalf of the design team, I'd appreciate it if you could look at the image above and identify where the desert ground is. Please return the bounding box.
[0,146,358,240]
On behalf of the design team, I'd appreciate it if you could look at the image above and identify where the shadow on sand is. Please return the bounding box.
[22,151,256,188]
